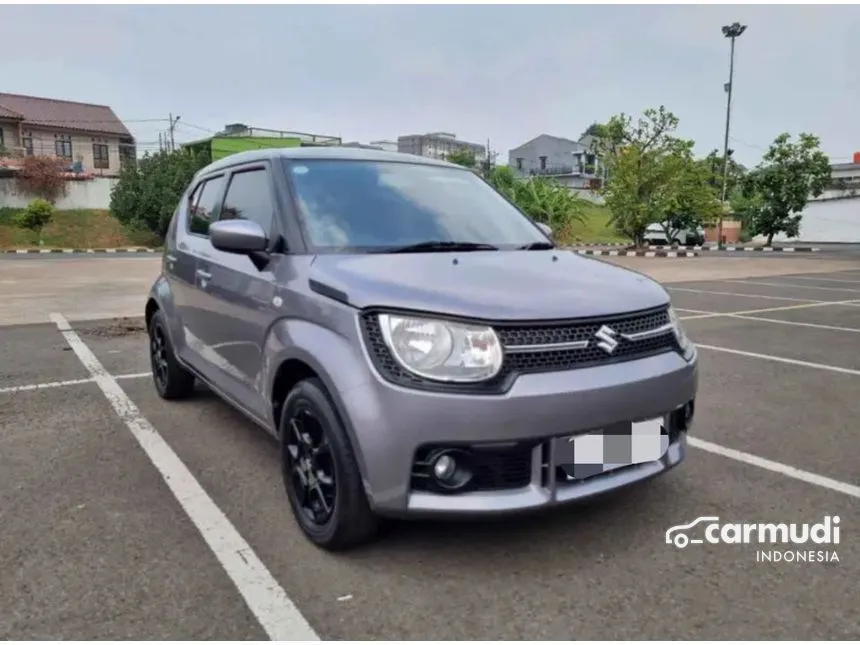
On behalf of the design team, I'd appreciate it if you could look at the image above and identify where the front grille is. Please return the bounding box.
[360,306,679,394]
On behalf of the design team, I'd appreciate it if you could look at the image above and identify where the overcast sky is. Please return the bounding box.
[1,4,857,168]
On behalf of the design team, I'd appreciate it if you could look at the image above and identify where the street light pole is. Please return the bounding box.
[717,22,746,249]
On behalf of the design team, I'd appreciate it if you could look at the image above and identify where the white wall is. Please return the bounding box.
[0,176,117,210]
[757,197,860,243]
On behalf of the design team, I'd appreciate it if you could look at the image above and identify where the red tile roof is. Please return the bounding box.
[0,104,23,119]
[0,93,132,138]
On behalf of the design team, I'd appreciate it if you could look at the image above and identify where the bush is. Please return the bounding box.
[486,166,586,235]
[16,198,55,245]
[16,156,68,204]
[110,149,209,240]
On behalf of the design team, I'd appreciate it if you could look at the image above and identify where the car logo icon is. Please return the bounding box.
[595,325,619,354]
[665,516,720,549]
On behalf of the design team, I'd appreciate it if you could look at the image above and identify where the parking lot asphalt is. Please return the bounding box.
[2,261,860,639]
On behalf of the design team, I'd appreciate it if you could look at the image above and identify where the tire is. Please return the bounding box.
[148,309,196,400]
[280,377,378,551]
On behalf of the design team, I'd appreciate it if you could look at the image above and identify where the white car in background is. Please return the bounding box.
[643,221,706,247]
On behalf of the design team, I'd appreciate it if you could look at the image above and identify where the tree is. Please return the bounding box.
[15,155,68,204]
[659,145,722,241]
[110,148,210,240]
[739,133,831,246]
[16,198,54,246]
[699,148,746,202]
[580,122,604,139]
[445,149,477,169]
[592,106,694,245]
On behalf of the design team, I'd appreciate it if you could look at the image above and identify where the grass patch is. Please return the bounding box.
[0,207,160,249]
[558,203,630,245]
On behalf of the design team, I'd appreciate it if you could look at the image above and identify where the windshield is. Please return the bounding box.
[286,160,549,252]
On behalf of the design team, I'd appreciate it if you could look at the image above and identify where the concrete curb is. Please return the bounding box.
[569,242,629,247]
[645,244,820,253]
[572,249,699,258]
[2,247,161,254]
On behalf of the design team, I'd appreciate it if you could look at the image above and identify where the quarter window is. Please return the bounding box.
[188,175,226,236]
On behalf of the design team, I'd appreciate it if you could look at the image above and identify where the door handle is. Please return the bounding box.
[166,254,177,262]
[197,269,212,279]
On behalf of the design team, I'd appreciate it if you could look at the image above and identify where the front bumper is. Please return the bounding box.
[339,349,698,516]
[406,427,687,517]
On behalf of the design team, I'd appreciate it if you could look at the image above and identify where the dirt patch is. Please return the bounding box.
[77,316,147,338]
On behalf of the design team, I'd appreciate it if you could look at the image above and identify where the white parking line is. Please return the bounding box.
[678,299,860,321]
[673,308,714,315]
[723,279,860,294]
[0,372,149,395]
[722,315,860,334]
[49,313,319,642]
[695,343,860,376]
[0,377,92,394]
[786,275,860,285]
[689,437,860,499]
[667,287,821,303]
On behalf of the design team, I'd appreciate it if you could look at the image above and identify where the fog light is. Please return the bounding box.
[433,454,456,480]
[429,450,473,491]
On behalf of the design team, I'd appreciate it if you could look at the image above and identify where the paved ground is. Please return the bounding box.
[2,255,860,639]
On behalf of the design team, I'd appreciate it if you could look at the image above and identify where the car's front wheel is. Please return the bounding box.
[148,309,196,400]
[280,377,378,551]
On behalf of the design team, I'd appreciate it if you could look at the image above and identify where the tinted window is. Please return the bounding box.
[188,175,226,236]
[288,160,546,251]
[219,169,273,232]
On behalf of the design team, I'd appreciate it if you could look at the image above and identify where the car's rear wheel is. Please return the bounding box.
[280,378,378,551]
[148,310,196,400]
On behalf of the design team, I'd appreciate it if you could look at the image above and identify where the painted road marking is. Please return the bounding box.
[721,279,860,294]
[690,437,860,500]
[668,287,821,303]
[678,299,860,321]
[0,372,150,395]
[695,343,860,376]
[50,312,319,642]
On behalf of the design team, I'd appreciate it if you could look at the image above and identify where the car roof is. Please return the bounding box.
[198,145,466,177]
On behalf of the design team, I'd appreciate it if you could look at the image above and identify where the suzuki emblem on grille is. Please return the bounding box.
[595,325,619,354]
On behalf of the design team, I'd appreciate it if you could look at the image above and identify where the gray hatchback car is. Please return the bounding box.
[145,147,698,551]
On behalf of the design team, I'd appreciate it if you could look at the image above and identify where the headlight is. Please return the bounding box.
[377,313,503,382]
[667,306,695,360]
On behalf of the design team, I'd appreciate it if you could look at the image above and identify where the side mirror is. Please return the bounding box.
[209,219,268,254]
[536,222,553,238]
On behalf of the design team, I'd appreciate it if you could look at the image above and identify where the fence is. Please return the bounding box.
[0,176,117,210]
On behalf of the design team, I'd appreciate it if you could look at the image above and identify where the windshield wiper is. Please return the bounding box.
[517,241,556,250]
[378,241,500,254]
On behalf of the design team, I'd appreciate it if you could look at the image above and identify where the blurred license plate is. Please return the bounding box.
[556,417,668,480]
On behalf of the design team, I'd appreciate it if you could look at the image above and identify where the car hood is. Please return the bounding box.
[308,250,670,320]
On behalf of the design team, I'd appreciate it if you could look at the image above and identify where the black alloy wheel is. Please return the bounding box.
[150,323,170,392]
[284,406,337,526]
[148,310,196,400]
[279,378,378,551]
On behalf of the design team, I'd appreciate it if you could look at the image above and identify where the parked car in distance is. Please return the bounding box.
[643,221,706,247]
[145,147,699,551]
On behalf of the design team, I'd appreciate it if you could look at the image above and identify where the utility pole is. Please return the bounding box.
[716,22,746,249]
[168,113,181,152]
[158,132,163,153]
